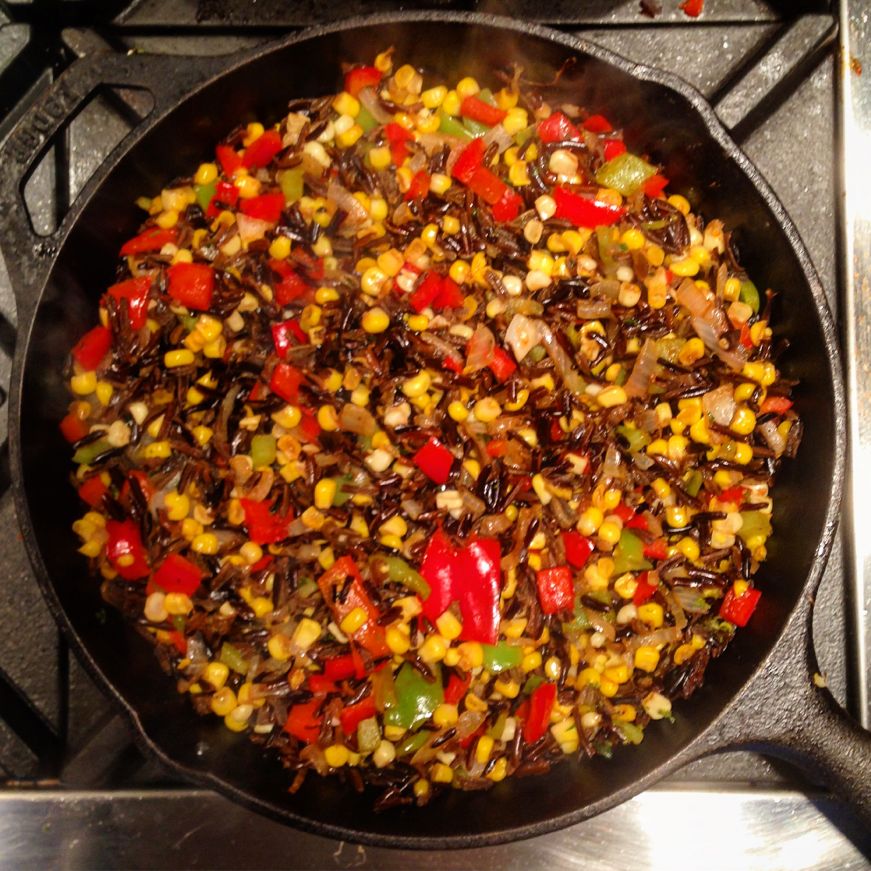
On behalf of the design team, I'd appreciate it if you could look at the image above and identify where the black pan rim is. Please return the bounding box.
[7,10,846,850]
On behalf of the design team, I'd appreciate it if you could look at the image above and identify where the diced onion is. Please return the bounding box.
[624,338,659,398]
[505,314,540,361]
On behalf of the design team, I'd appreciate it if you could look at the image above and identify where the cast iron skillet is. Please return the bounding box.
[0,11,868,849]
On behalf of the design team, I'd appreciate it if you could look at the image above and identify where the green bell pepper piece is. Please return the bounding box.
[357,717,381,754]
[279,166,305,203]
[522,674,545,695]
[438,113,473,140]
[616,423,650,453]
[377,555,431,598]
[738,510,772,544]
[396,730,430,756]
[250,434,276,468]
[612,530,652,575]
[330,474,354,507]
[219,642,248,674]
[739,280,760,314]
[477,88,497,106]
[614,719,645,745]
[596,226,619,276]
[195,180,216,211]
[482,642,522,673]
[657,337,684,364]
[383,664,443,731]
[73,438,111,465]
[514,125,535,146]
[527,345,547,363]
[595,152,657,196]
[356,104,378,133]
[463,117,489,137]
[683,468,703,498]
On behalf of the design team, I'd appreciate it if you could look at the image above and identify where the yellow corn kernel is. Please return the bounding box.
[667,194,690,215]
[637,602,664,628]
[336,123,363,149]
[614,573,637,600]
[142,440,172,460]
[95,381,113,406]
[239,541,263,566]
[210,687,237,717]
[441,215,460,236]
[577,667,601,689]
[673,643,696,665]
[324,744,350,768]
[676,537,700,561]
[268,234,292,260]
[597,385,627,408]
[194,162,218,185]
[677,338,705,366]
[604,663,630,684]
[668,434,688,462]
[427,172,452,196]
[445,400,468,423]
[155,208,178,229]
[508,161,530,186]
[431,762,454,784]
[291,617,322,652]
[164,349,195,368]
[464,693,488,715]
[164,490,190,521]
[385,624,411,655]
[251,597,272,618]
[578,506,604,536]
[634,646,660,673]
[361,307,390,334]
[71,371,97,395]
[191,532,219,555]
[619,227,645,250]
[180,518,202,541]
[731,406,757,436]
[599,677,619,698]
[473,397,501,422]
[436,611,462,641]
[267,633,293,661]
[317,405,339,432]
[598,520,622,547]
[457,642,484,671]
[689,416,710,445]
[665,505,689,528]
[433,703,459,728]
[420,84,447,109]
[734,442,753,465]
[332,90,360,117]
[723,276,742,301]
[475,734,495,765]
[402,370,431,398]
[203,661,230,690]
[670,257,699,278]
[419,634,448,664]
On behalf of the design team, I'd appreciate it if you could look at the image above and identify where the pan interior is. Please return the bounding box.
[15,18,838,844]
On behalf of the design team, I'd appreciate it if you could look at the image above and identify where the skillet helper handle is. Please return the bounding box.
[0,51,223,328]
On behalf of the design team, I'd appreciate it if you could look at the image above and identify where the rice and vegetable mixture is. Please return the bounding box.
[63,50,801,808]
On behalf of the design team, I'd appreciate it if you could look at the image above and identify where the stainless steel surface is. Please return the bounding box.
[0,787,866,870]
[0,2,867,868]
[839,0,871,729]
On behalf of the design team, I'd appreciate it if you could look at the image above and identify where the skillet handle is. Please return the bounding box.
[0,51,223,329]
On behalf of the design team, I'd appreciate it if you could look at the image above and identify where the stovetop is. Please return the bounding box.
[0,1,868,868]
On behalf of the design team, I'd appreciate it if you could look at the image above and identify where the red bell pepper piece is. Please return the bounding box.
[308,675,337,694]
[250,554,273,573]
[403,169,430,202]
[491,188,523,222]
[268,362,304,403]
[582,114,613,133]
[535,566,574,615]
[242,129,282,169]
[642,540,668,561]
[239,192,285,223]
[612,504,635,524]
[456,538,501,644]
[413,436,454,485]
[60,413,89,443]
[718,485,745,504]
[486,438,509,459]
[323,654,358,682]
[760,396,793,415]
[444,673,471,705]
[553,186,625,228]
[72,325,112,370]
[271,320,306,358]
[613,504,649,531]
[523,682,557,744]
[442,354,464,374]
[537,111,580,143]
[603,140,628,162]
[384,122,413,165]
[451,137,486,184]
[344,64,382,97]
[420,529,459,623]
[298,407,321,443]
[206,179,240,217]
[107,276,152,329]
[121,470,156,507]
[78,475,108,508]
[460,95,506,127]
[153,553,203,596]
[680,0,704,17]
[166,262,214,311]
[105,518,150,581]
[215,143,243,175]
[633,570,658,605]
[408,271,443,313]
[269,258,309,305]
[719,584,761,627]
[284,700,322,744]
[317,557,388,658]
[339,696,377,735]
[119,227,176,257]
[291,247,325,281]
[562,531,594,569]
[467,166,508,205]
[434,275,464,309]
[488,347,516,382]
[739,323,754,349]
[166,630,188,655]
[643,174,669,198]
[240,498,292,545]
